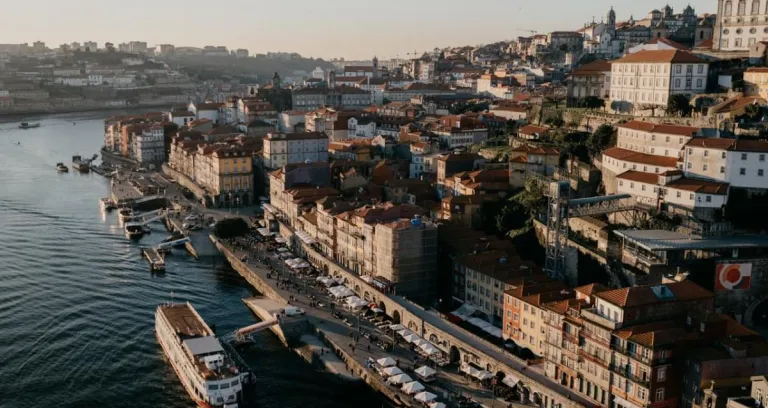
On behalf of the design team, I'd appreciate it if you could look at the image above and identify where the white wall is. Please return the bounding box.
[617,127,691,158]
[726,150,768,188]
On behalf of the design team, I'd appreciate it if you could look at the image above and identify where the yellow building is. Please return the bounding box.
[745,67,768,99]
[211,146,254,206]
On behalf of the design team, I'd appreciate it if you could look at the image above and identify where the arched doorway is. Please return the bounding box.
[363,291,370,301]
[429,334,438,344]
[392,310,401,324]
[533,392,542,406]
[354,284,360,294]
[449,346,460,364]
[407,320,417,331]
[323,265,329,274]
[378,301,387,315]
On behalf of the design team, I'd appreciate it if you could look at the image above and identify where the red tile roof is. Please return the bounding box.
[602,147,679,168]
[616,170,660,184]
[614,49,705,64]
[617,120,700,136]
[686,138,768,152]
[572,60,612,76]
[666,177,729,195]
[597,281,713,308]
[518,124,550,135]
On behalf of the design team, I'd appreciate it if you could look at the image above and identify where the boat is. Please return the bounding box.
[156,302,250,408]
[72,155,91,173]
[19,122,40,129]
[124,222,145,240]
[99,197,116,212]
[56,163,69,173]
[118,208,134,224]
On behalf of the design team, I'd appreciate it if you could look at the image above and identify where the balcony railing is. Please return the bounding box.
[581,308,620,330]
[609,363,650,387]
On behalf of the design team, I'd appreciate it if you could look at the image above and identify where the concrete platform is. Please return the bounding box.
[298,334,359,381]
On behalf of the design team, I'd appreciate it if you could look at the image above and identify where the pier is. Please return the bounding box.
[142,248,165,272]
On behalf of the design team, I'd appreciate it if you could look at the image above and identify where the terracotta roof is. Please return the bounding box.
[617,170,660,184]
[344,66,373,72]
[644,37,689,50]
[195,102,225,110]
[666,177,729,195]
[694,39,714,49]
[746,67,768,73]
[715,96,765,113]
[686,138,768,152]
[511,145,560,155]
[572,60,612,76]
[614,49,705,64]
[597,281,713,308]
[518,124,550,135]
[602,147,678,168]
[574,283,610,297]
[617,120,700,137]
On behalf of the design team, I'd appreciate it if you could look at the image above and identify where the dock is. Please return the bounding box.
[165,217,199,259]
[142,247,165,272]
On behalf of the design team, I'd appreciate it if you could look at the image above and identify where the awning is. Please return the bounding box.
[414,391,437,402]
[382,366,404,377]
[502,373,521,388]
[420,344,441,356]
[415,366,437,378]
[257,228,273,236]
[277,247,289,253]
[262,203,278,214]
[387,373,413,385]
[388,324,406,331]
[467,317,491,329]
[377,357,396,367]
[402,381,425,394]
[481,325,503,338]
[274,237,287,244]
[429,403,447,408]
[295,230,315,245]
[451,304,477,321]
[403,333,422,344]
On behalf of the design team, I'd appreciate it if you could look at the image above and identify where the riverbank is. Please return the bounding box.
[0,102,175,121]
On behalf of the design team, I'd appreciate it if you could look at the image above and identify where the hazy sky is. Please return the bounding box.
[2,0,714,60]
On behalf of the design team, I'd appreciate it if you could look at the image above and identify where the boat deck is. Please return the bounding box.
[144,248,165,270]
[160,303,212,338]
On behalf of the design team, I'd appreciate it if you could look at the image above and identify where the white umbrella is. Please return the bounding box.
[382,366,404,377]
[403,333,421,344]
[397,328,414,338]
[475,370,493,381]
[401,381,425,394]
[429,402,447,408]
[414,391,437,402]
[413,338,429,348]
[420,344,440,356]
[377,357,396,367]
[388,323,405,331]
[415,366,437,378]
[387,373,413,385]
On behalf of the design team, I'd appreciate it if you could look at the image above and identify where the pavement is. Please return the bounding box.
[224,234,519,408]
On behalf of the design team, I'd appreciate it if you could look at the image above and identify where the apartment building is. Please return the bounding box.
[133,124,165,167]
[615,121,700,158]
[434,115,489,149]
[509,145,561,188]
[609,50,708,114]
[714,0,768,51]
[684,138,768,189]
[291,86,370,112]
[262,132,329,169]
[567,60,612,103]
[744,67,768,99]
[267,162,334,225]
[616,170,730,210]
[503,280,568,350]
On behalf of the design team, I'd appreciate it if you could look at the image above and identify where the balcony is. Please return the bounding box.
[581,308,620,330]
[609,363,650,387]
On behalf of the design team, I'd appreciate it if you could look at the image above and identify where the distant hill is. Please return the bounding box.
[157,54,335,83]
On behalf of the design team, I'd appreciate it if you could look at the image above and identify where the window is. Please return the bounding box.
[704,150,709,157]
[675,79,681,88]
[703,164,708,171]
[741,168,746,175]
[631,182,635,189]
[725,0,733,15]
[721,166,726,174]
[619,180,624,186]
[742,153,748,160]
[722,152,727,159]
[687,162,692,169]
[524,304,528,312]
[638,387,648,400]
[642,185,646,191]
[760,169,765,176]
[514,313,519,321]
[706,195,712,202]
[676,65,682,74]
[688,148,693,155]
[698,65,704,74]
[761,154,765,162]
[677,191,682,198]
[656,388,665,402]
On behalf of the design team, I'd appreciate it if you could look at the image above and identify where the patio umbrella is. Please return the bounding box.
[413,338,429,348]
[415,366,437,378]
[429,402,447,408]
[414,391,437,402]
[403,333,421,343]
[388,323,405,331]
[387,373,413,385]
[376,357,396,367]
[420,344,440,356]
[382,366,404,377]
[401,381,425,394]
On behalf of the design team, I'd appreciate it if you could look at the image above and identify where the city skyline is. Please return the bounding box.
[4,0,714,60]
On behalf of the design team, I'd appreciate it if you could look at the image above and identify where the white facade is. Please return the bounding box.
[616,173,729,209]
[616,122,699,158]
[684,141,768,189]
[170,112,195,127]
[609,51,708,113]
[134,126,165,166]
[714,0,768,51]
[262,133,329,169]
[278,111,305,132]
[347,118,376,138]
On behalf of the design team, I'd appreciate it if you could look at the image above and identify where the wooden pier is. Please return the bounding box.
[142,247,165,272]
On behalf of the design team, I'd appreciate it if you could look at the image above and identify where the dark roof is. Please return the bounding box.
[618,120,700,137]
[686,138,768,152]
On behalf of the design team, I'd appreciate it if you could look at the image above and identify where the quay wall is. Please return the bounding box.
[212,237,284,304]
[162,164,207,201]
[101,148,138,168]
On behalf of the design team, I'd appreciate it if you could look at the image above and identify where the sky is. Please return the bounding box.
[1,0,714,60]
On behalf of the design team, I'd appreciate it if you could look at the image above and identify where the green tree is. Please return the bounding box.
[666,94,692,117]
[587,124,615,155]
[580,96,606,110]
[744,103,761,121]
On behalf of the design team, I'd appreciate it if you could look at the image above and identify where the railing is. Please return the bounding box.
[581,309,619,330]
[609,363,650,387]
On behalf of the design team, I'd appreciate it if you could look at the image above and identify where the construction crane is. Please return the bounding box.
[517,29,539,35]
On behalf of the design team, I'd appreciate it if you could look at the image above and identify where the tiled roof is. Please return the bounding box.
[518,124,550,135]
[616,170,660,184]
[644,37,689,50]
[597,281,713,308]
[574,283,610,297]
[714,96,765,113]
[666,177,729,195]
[617,120,700,136]
[572,60,612,76]
[511,145,561,155]
[686,138,768,152]
[602,147,678,168]
[614,49,705,64]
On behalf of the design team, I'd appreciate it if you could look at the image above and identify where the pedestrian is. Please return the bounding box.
[367,344,371,352]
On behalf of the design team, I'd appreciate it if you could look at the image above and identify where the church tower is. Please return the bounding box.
[372,56,379,78]
[271,72,281,88]
[607,6,616,29]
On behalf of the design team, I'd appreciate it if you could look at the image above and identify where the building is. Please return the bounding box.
[609,50,708,114]
[684,138,768,189]
[133,124,165,168]
[616,170,730,210]
[714,0,768,51]
[433,115,489,149]
[509,145,561,187]
[568,60,612,104]
[262,132,329,169]
[548,31,584,52]
[744,67,768,99]
[291,86,371,112]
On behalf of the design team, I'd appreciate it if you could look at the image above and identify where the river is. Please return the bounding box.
[0,112,383,408]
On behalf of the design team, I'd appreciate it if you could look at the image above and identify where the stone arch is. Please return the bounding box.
[354,284,360,294]
[378,301,387,315]
[323,264,329,274]
[429,333,439,344]
[393,311,402,324]
[744,294,768,327]
[449,346,460,364]
[520,385,531,403]
[363,291,370,301]
[533,391,543,406]
[487,363,493,371]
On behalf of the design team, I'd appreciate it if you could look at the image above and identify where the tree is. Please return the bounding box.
[638,103,662,117]
[580,96,605,110]
[744,103,762,121]
[382,97,392,105]
[587,124,616,155]
[666,94,692,117]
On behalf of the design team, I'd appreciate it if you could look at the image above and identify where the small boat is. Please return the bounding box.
[124,222,145,240]
[118,208,133,224]
[56,163,69,172]
[19,122,40,129]
[99,197,116,212]
[72,155,90,173]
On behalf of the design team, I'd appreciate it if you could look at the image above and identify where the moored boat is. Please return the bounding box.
[56,163,69,173]
[19,122,40,129]
[72,155,91,173]
[118,208,133,224]
[124,222,145,240]
[156,302,250,408]
[99,197,116,212]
